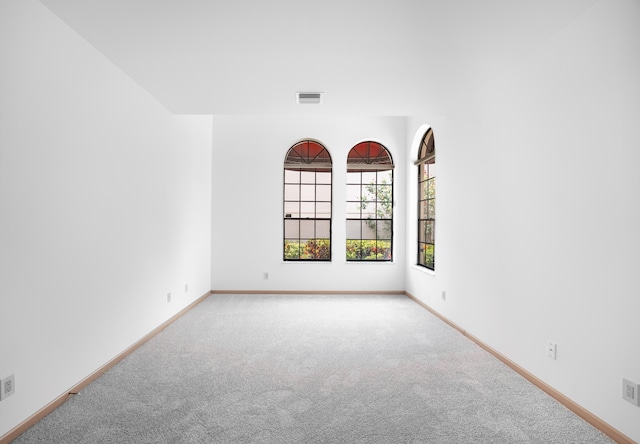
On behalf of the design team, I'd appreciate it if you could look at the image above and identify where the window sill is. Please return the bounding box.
[345,260,396,265]
[412,264,435,276]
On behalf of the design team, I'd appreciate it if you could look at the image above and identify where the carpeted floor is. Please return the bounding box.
[14,294,613,443]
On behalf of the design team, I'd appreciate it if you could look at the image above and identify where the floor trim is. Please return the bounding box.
[404,291,634,444]
[3,290,632,444]
[0,291,212,444]
[210,290,406,295]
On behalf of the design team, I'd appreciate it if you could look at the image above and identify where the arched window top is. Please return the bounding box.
[417,129,435,163]
[347,141,393,171]
[285,140,332,169]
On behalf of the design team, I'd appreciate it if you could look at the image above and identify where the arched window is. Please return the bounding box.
[346,141,393,261]
[283,140,332,261]
[417,129,435,269]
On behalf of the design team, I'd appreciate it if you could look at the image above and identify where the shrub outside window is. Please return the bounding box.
[346,141,393,261]
[283,140,332,261]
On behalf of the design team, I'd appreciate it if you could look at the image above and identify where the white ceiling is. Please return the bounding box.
[39,0,598,116]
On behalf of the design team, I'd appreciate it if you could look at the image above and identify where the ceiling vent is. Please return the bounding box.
[296,92,322,104]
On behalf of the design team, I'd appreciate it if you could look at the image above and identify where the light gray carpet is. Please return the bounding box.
[14,294,612,443]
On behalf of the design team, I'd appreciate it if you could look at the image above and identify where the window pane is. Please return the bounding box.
[300,220,315,238]
[418,244,425,266]
[362,171,376,184]
[427,179,435,199]
[300,171,315,183]
[420,182,430,200]
[362,184,376,201]
[427,200,435,219]
[419,221,427,242]
[361,204,376,218]
[284,169,300,183]
[311,240,331,260]
[377,220,392,240]
[377,184,391,201]
[378,169,392,183]
[377,240,392,261]
[424,244,434,268]
[284,219,299,238]
[300,202,315,218]
[300,184,315,201]
[316,220,330,238]
[317,184,331,201]
[346,220,361,238]
[376,198,392,219]
[361,220,376,240]
[316,171,331,184]
[426,220,435,244]
[419,201,428,219]
[428,163,436,178]
[347,171,361,184]
[316,202,331,218]
[284,201,299,218]
[284,184,299,200]
[346,240,363,260]
[284,240,301,260]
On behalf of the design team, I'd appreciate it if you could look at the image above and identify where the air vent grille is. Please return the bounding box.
[296,92,322,104]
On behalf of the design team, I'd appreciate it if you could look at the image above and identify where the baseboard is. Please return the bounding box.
[211,290,406,295]
[5,290,631,444]
[0,291,212,444]
[404,291,635,444]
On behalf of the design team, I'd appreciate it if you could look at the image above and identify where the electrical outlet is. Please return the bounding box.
[623,378,640,406]
[185,284,189,293]
[264,272,269,280]
[546,341,557,360]
[167,292,172,303]
[441,290,446,301]
[0,374,15,400]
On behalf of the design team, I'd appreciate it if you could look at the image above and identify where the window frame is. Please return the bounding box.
[346,141,394,262]
[416,129,435,270]
[283,140,332,261]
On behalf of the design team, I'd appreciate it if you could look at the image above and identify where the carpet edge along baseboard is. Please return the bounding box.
[0,291,212,444]
[2,290,633,444]
[403,291,634,444]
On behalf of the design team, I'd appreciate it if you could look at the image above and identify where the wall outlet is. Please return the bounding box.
[167,292,172,303]
[623,378,640,406]
[185,284,189,293]
[0,374,15,400]
[546,341,557,360]
[263,272,269,280]
[441,290,446,301]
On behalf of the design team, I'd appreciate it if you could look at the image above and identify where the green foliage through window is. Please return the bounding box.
[346,240,391,260]
[284,239,331,260]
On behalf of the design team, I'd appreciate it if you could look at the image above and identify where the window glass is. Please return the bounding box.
[417,129,435,270]
[283,140,332,261]
[346,141,394,261]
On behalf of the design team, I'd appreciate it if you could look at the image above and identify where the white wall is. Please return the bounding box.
[211,115,406,292]
[406,0,640,441]
[0,0,212,437]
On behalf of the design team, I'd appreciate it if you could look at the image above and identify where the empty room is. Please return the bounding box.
[1,0,639,442]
